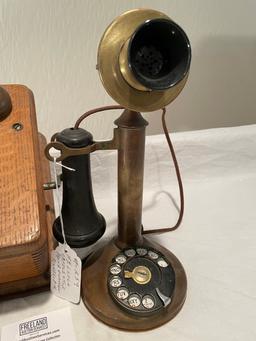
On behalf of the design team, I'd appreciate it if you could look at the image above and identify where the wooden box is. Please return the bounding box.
[0,85,55,298]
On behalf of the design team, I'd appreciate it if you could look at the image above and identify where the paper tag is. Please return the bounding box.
[51,244,81,304]
[1,307,76,341]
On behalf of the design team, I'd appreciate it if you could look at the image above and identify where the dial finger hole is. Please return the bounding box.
[110,276,122,288]
[109,264,122,275]
[148,251,159,260]
[157,258,168,268]
[128,294,141,308]
[136,248,147,256]
[115,254,127,264]
[116,287,129,300]
[124,249,136,257]
[142,295,155,309]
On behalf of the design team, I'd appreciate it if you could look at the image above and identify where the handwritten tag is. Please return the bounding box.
[51,244,81,304]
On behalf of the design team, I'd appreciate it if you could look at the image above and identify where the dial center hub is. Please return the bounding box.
[124,265,152,285]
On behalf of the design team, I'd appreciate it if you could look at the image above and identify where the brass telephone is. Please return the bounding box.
[45,9,191,330]
[0,8,191,331]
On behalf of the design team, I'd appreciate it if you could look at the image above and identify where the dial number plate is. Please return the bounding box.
[128,294,141,307]
[115,254,127,264]
[142,295,155,309]
[117,287,129,300]
[110,264,122,275]
[110,276,122,288]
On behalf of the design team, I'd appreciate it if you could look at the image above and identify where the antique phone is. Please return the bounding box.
[0,85,55,297]
[45,9,191,330]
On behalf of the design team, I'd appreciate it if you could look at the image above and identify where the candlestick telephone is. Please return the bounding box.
[1,8,191,331]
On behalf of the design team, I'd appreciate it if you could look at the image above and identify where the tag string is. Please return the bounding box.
[53,157,67,247]
[56,161,76,172]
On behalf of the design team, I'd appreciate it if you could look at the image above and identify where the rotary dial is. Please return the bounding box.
[108,247,175,315]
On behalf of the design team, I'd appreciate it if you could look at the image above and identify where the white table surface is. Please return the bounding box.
[1,124,256,341]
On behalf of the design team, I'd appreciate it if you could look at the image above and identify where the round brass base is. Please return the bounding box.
[81,237,187,331]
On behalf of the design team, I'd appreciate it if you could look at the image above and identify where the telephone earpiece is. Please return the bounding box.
[0,86,12,121]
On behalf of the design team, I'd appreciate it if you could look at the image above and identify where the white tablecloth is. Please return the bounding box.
[1,124,256,341]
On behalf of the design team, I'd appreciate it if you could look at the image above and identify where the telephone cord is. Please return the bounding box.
[53,105,184,234]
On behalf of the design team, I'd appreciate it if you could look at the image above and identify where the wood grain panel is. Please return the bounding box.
[0,85,45,251]
[0,85,55,296]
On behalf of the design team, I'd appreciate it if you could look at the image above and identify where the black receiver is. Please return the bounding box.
[52,128,106,248]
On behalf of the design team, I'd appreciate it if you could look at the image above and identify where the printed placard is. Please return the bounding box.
[1,307,76,341]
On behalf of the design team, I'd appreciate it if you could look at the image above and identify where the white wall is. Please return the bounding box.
[1,0,256,140]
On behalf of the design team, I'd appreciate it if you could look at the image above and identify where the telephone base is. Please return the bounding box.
[81,237,186,331]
